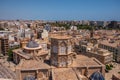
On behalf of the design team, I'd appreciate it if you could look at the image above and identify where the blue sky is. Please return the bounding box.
[0,0,120,20]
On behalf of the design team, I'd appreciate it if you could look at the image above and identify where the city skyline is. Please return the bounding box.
[0,0,120,21]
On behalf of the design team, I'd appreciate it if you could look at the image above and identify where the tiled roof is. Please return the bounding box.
[0,63,16,79]
[89,71,105,80]
[17,59,50,70]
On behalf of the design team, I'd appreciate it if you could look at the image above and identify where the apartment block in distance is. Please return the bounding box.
[0,37,9,55]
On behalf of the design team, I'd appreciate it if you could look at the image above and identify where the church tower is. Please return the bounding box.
[50,34,76,67]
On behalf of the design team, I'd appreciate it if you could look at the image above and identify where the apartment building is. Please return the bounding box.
[98,40,120,62]
[0,37,9,55]
[79,41,113,64]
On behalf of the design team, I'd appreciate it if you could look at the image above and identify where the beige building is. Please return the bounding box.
[50,34,105,80]
[13,33,105,80]
[16,59,50,80]
[41,29,48,39]
[13,39,48,64]
[86,48,113,64]
[14,39,50,80]
[50,34,75,67]
[79,41,113,64]
[98,40,120,62]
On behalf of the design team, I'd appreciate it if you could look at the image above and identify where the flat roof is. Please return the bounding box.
[72,55,103,67]
[36,50,48,56]
[99,40,120,48]
[52,68,79,80]
[12,49,31,59]
[51,34,72,40]
[88,49,113,56]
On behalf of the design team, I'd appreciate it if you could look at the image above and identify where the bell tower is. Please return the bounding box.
[50,34,75,67]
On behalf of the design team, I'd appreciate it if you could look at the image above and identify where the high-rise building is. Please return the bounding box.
[108,21,118,29]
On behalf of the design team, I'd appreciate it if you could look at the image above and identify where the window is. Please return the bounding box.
[41,43,47,50]
[68,57,72,65]
[60,46,66,54]
[52,59,57,65]
[59,61,66,67]
[59,42,66,55]
[53,46,58,53]
[59,57,67,67]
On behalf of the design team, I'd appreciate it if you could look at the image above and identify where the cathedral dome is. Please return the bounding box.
[89,71,105,80]
[26,40,39,48]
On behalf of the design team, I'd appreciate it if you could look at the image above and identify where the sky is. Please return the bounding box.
[0,0,120,21]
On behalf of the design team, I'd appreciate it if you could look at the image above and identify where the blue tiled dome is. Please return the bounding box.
[26,40,39,48]
[89,71,105,80]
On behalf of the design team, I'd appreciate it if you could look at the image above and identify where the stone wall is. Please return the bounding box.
[17,69,49,80]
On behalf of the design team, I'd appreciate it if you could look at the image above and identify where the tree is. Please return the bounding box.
[8,48,13,61]
[7,46,19,61]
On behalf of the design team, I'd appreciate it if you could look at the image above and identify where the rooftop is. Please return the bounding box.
[26,40,39,48]
[12,49,31,59]
[50,33,72,40]
[113,73,120,79]
[89,71,105,80]
[72,55,103,67]
[17,59,50,70]
[13,48,48,60]
[52,68,79,80]
[88,48,113,56]
[99,39,120,48]
[0,63,16,79]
